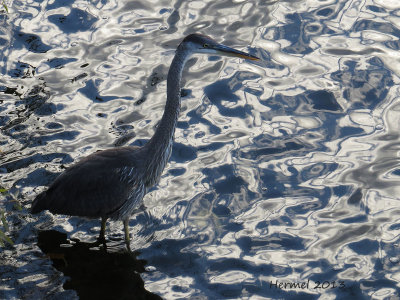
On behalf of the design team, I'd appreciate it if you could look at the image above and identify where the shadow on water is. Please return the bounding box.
[37,230,161,300]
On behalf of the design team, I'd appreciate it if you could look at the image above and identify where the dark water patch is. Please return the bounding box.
[212,204,231,216]
[320,225,374,249]
[385,40,400,51]
[143,238,202,276]
[347,188,363,205]
[237,233,306,253]
[324,48,384,56]
[45,122,63,130]
[168,167,185,176]
[259,89,345,128]
[0,37,7,46]
[0,86,22,97]
[339,126,364,138]
[1,84,50,133]
[391,169,400,176]
[18,168,62,188]
[18,85,49,111]
[243,86,263,98]
[348,239,379,255]
[170,142,197,163]
[37,230,161,300]
[113,124,134,132]
[188,105,221,135]
[306,90,341,111]
[367,5,386,13]
[96,112,107,118]
[357,262,400,300]
[34,102,59,116]
[176,120,189,129]
[8,61,36,78]
[285,201,323,216]
[133,67,168,107]
[115,111,144,126]
[305,260,365,299]
[389,223,400,231]
[205,80,241,113]
[14,31,51,53]
[48,8,98,33]
[45,57,78,69]
[198,141,225,152]
[204,72,259,118]
[161,9,179,34]
[274,13,313,55]
[77,80,133,102]
[194,131,205,139]
[148,71,165,88]
[259,168,285,198]
[316,7,334,17]
[0,153,72,174]
[331,58,393,110]
[202,164,247,194]
[261,2,344,54]
[207,75,244,99]
[28,130,80,145]
[300,162,338,181]
[269,215,293,227]
[114,132,136,147]
[71,73,88,83]
[214,175,247,194]
[239,140,305,160]
[376,133,400,142]
[126,209,165,237]
[208,258,275,274]
[339,214,368,224]
[144,237,310,299]
[255,220,269,234]
[296,66,322,75]
[352,19,400,38]
[224,221,243,233]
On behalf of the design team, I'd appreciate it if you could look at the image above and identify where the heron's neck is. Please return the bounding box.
[145,48,190,172]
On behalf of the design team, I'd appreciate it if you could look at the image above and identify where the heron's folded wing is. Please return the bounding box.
[42,148,143,218]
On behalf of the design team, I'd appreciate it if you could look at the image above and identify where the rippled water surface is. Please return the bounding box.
[1,0,400,298]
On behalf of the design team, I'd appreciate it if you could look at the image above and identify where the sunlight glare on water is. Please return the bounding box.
[1,0,400,299]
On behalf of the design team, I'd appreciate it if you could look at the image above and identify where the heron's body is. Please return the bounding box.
[32,147,145,220]
[31,33,258,251]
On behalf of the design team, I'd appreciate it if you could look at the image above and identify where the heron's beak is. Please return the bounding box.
[213,44,259,60]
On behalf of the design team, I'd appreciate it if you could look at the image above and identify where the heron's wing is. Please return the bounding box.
[39,146,144,218]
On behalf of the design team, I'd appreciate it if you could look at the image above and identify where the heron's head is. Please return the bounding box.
[179,33,259,61]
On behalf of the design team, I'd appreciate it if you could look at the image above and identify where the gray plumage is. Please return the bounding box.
[31,33,259,251]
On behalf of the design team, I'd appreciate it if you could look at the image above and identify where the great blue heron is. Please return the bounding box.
[31,33,259,251]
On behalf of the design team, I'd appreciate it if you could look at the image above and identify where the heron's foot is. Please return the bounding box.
[95,235,107,249]
[94,217,108,250]
[126,240,132,252]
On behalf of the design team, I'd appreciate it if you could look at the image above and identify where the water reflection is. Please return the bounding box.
[37,230,161,300]
[1,0,400,299]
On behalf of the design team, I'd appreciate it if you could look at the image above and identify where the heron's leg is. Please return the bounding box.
[97,217,107,248]
[123,218,131,252]
[99,217,107,240]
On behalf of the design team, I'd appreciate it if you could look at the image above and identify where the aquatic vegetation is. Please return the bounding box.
[0,189,13,247]
[1,1,8,13]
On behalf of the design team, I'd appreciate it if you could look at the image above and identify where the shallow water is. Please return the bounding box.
[1,0,400,298]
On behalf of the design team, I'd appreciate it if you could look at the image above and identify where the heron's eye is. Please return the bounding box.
[203,44,209,48]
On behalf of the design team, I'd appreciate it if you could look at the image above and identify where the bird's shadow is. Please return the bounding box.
[37,230,161,300]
